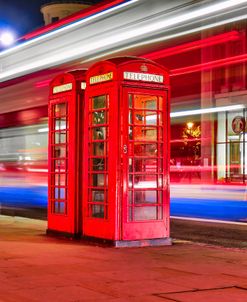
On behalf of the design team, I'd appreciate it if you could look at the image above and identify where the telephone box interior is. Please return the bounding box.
[47,70,86,237]
[82,57,171,247]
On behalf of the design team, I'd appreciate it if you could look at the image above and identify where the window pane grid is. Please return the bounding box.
[50,102,68,215]
[88,95,109,219]
[127,94,164,222]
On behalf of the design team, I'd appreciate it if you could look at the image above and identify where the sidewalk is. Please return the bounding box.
[0,215,247,302]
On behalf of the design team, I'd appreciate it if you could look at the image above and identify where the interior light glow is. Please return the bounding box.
[171,105,245,118]
[187,122,194,129]
[171,53,247,76]
[0,0,139,56]
[143,31,240,60]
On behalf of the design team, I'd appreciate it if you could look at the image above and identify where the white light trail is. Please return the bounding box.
[170,104,245,118]
[1,0,247,81]
[83,13,247,63]
[0,0,139,56]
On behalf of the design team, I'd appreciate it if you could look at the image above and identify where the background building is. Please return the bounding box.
[40,1,98,25]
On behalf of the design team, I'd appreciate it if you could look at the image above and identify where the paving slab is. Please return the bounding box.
[0,216,247,302]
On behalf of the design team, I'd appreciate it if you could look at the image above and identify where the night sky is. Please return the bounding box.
[0,0,103,39]
[0,0,45,38]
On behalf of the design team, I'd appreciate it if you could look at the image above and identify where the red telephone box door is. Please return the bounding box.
[48,71,85,236]
[48,97,71,232]
[121,87,169,240]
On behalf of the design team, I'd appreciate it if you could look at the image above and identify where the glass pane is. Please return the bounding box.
[133,175,158,189]
[55,187,66,199]
[55,119,67,130]
[55,159,66,169]
[158,97,163,110]
[134,127,157,141]
[128,191,133,205]
[128,158,133,172]
[54,146,66,158]
[129,126,133,140]
[158,191,163,205]
[92,205,104,218]
[133,111,158,126]
[93,111,106,125]
[128,175,133,188]
[92,142,105,156]
[55,173,66,186]
[54,201,66,214]
[158,113,163,126]
[92,158,106,171]
[92,190,105,202]
[92,127,107,140]
[128,206,133,221]
[134,95,158,110]
[134,206,157,221]
[55,103,67,117]
[129,94,133,108]
[129,111,133,124]
[133,158,158,173]
[134,143,158,156]
[146,112,158,125]
[229,141,243,181]
[55,132,67,144]
[93,95,106,109]
[91,174,107,187]
[134,190,157,204]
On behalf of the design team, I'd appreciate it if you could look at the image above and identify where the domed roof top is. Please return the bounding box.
[41,0,101,7]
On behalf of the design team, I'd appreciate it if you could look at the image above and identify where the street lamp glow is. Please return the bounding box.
[0,31,15,47]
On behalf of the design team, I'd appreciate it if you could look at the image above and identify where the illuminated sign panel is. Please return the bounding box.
[89,72,113,84]
[81,82,86,90]
[123,72,164,83]
[53,83,72,94]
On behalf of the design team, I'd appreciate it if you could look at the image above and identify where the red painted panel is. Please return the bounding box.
[84,57,170,243]
[47,70,86,236]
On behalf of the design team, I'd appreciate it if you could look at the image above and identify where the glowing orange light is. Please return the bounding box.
[187,122,194,129]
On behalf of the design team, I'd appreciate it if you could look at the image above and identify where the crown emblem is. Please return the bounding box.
[140,64,148,72]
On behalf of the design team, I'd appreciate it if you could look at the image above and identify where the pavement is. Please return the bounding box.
[0,215,247,302]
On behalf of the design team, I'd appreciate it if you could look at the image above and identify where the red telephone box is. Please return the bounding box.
[83,57,171,246]
[47,70,86,237]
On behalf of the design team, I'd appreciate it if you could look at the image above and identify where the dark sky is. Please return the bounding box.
[0,0,45,38]
[0,0,103,39]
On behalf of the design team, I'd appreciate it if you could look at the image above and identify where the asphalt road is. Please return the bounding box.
[171,218,247,249]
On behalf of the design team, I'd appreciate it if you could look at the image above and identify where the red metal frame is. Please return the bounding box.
[48,71,86,236]
[121,87,170,240]
[83,57,170,244]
